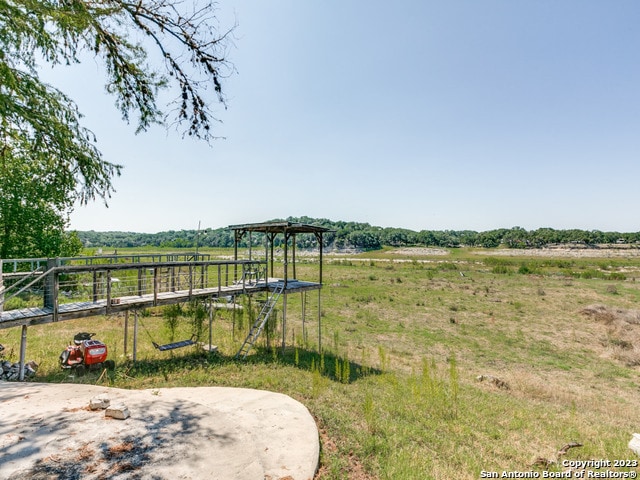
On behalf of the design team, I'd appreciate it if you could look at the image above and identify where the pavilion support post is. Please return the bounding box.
[264,233,269,281]
[284,232,289,288]
[268,233,275,280]
[292,234,296,280]
[315,232,324,285]
[18,325,27,381]
[133,310,138,364]
[233,230,241,282]
[319,233,324,285]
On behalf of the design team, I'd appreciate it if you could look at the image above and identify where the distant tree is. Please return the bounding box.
[347,229,382,250]
[473,231,499,248]
[455,230,478,247]
[0,0,233,258]
[381,228,414,247]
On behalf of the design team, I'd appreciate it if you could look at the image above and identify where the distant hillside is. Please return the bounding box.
[76,216,640,250]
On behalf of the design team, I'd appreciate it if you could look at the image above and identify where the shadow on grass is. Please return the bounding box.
[105,345,384,385]
[245,345,384,384]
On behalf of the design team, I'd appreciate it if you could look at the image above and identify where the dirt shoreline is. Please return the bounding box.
[392,246,640,258]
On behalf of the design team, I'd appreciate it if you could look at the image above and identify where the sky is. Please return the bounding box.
[44,1,640,234]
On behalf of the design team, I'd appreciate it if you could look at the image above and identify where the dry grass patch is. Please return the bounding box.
[580,304,640,366]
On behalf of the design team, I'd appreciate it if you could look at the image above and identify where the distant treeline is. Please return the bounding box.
[77,216,640,251]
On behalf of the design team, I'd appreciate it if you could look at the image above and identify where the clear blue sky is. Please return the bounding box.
[52,1,640,233]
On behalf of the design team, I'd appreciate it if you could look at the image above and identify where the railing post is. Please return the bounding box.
[137,268,143,296]
[92,271,98,302]
[44,258,60,321]
[218,264,221,294]
[153,267,158,306]
[106,270,112,314]
[188,264,193,298]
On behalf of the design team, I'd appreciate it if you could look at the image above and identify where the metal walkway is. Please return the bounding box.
[0,256,321,330]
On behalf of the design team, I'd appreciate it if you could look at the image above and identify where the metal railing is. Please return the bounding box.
[1,257,267,318]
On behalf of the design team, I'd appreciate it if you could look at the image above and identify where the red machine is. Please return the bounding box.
[59,332,115,375]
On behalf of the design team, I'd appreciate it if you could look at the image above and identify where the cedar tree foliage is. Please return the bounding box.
[0,0,233,258]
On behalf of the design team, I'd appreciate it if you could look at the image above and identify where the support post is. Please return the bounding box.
[282,292,287,355]
[292,234,296,280]
[18,325,27,381]
[133,309,138,363]
[284,233,289,288]
[233,230,240,282]
[208,298,213,351]
[124,310,129,356]
[315,232,324,285]
[302,292,306,345]
[269,233,275,280]
[232,295,236,341]
[318,289,322,353]
[264,233,269,280]
[319,233,323,285]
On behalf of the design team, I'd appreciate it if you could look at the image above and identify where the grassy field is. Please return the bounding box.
[2,247,640,479]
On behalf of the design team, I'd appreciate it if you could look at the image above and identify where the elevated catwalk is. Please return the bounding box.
[0,221,332,379]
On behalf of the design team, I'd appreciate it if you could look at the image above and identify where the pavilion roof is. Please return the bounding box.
[228,221,332,235]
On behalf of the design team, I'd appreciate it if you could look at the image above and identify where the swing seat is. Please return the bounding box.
[153,335,197,351]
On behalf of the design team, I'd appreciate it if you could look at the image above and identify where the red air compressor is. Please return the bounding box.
[59,332,115,376]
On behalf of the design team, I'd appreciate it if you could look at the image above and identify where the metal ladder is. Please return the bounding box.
[235,283,284,359]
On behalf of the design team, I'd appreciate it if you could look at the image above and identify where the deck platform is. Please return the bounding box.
[0,279,320,329]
